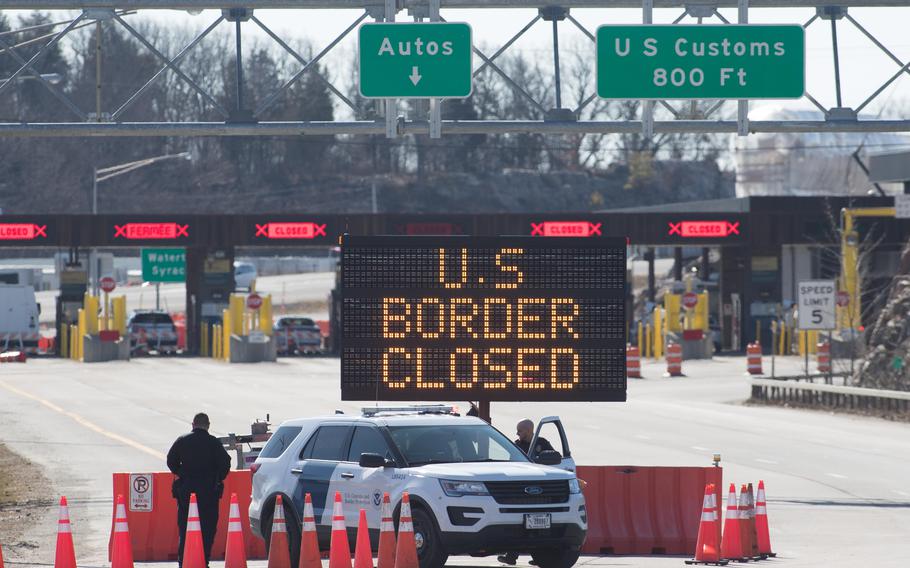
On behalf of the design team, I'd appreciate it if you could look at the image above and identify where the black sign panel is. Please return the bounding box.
[341,236,627,402]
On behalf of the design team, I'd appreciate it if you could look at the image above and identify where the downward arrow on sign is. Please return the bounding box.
[409,66,422,86]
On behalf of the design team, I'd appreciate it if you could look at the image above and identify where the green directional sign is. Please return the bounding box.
[141,248,186,283]
[597,25,804,99]
[359,22,472,98]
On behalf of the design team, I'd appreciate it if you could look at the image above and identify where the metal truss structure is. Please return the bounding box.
[1,0,909,138]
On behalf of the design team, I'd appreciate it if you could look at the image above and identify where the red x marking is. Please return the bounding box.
[314,224,327,237]
[531,223,544,236]
[176,224,189,237]
[34,224,47,237]
[255,224,268,237]
[114,224,127,238]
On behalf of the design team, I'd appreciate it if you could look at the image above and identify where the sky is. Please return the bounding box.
[6,6,910,118]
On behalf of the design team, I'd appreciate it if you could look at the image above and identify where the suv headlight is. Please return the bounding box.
[440,479,490,497]
[568,478,581,494]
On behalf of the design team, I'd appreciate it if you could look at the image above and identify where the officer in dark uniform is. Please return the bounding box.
[167,412,231,567]
[499,419,558,566]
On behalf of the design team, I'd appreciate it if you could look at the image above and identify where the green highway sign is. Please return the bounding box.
[141,248,186,283]
[596,25,804,99]
[359,22,472,98]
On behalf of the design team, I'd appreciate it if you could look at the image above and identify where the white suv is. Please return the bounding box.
[249,407,587,568]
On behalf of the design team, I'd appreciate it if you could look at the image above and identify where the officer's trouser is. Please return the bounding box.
[176,489,220,567]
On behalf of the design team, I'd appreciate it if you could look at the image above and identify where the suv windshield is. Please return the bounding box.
[388,424,528,466]
[130,313,174,325]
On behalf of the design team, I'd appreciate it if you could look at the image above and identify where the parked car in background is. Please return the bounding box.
[273,316,322,355]
[127,310,178,355]
[234,261,257,291]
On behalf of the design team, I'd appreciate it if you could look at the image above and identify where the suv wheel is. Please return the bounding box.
[263,498,301,568]
[410,507,447,568]
[531,549,581,568]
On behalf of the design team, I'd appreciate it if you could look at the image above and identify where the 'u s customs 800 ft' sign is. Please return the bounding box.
[340,236,627,402]
[597,25,805,99]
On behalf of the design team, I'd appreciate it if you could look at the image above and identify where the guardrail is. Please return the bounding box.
[750,378,910,416]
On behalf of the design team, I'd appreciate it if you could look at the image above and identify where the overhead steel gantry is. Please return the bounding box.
[1,0,909,138]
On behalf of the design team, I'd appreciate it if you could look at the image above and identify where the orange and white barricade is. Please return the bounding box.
[626,345,641,378]
[816,342,831,373]
[665,343,683,377]
[746,342,763,375]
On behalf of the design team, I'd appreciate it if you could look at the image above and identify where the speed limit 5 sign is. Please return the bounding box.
[797,280,836,330]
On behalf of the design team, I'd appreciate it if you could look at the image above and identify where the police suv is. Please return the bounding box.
[249,406,586,568]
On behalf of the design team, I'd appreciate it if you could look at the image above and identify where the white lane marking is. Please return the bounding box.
[893,490,910,497]
[691,446,710,451]
[0,381,166,460]
[755,458,778,464]
[635,434,652,440]
[826,473,848,479]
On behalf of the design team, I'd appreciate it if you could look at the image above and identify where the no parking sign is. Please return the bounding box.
[129,473,154,512]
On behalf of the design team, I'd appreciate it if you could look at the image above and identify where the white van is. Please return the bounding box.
[0,284,41,354]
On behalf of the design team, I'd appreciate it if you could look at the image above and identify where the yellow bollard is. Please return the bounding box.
[665,294,682,333]
[229,294,244,336]
[111,296,127,336]
[77,309,86,361]
[653,308,663,360]
[259,294,273,335]
[60,324,68,358]
[83,294,99,336]
[222,310,232,361]
[645,323,652,359]
[637,321,644,357]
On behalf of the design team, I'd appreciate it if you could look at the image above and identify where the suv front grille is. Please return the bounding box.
[484,480,569,504]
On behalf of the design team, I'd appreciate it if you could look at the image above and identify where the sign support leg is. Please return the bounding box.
[478,400,491,424]
[737,0,750,136]
[641,0,653,138]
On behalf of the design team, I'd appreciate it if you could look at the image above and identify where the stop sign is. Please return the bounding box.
[100,276,116,294]
[247,293,263,310]
[836,290,850,307]
[682,291,698,310]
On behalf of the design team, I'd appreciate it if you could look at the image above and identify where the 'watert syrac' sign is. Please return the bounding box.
[597,25,805,99]
[359,22,472,98]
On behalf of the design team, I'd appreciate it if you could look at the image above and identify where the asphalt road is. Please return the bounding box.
[35,272,335,325]
[0,356,908,567]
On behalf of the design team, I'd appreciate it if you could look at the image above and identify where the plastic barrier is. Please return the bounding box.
[109,471,266,561]
[665,343,683,377]
[746,342,763,375]
[578,466,723,555]
[626,345,641,378]
[816,342,831,373]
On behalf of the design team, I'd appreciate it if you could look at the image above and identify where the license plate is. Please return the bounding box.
[524,513,551,530]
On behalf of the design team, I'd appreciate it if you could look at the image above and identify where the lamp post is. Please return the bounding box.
[90,152,191,296]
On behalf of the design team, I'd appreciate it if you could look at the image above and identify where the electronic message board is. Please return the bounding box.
[340,236,627,402]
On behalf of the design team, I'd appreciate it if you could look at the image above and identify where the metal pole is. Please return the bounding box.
[552,17,562,109]
[92,167,98,214]
[156,282,160,310]
[641,0,654,138]
[371,178,378,213]
[831,18,843,107]
[235,19,244,112]
[737,0,749,135]
[95,20,102,120]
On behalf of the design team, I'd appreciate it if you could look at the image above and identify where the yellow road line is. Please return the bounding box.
[0,381,166,461]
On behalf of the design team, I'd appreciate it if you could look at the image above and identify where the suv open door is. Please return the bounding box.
[529,416,575,472]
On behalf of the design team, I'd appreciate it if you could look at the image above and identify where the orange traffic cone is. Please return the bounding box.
[268,495,292,568]
[737,485,755,560]
[394,493,418,568]
[719,484,743,561]
[354,509,373,568]
[377,493,396,568]
[183,493,207,568]
[225,493,248,568]
[755,481,776,558]
[746,484,761,559]
[686,484,727,565]
[299,493,321,568]
[111,494,134,568]
[329,492,352,568]
[55,496,77,568]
